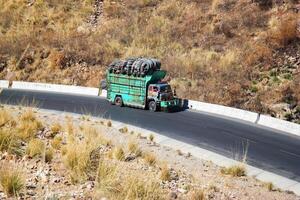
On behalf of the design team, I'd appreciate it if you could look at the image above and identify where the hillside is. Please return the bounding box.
[0,0,299,123]
[0,105,298,199]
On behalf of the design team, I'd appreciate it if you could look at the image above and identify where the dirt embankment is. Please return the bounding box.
[0,105,298,199]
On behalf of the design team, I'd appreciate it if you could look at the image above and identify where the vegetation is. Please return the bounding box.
[143,152,156,166]
[127,141,142,157]
[26,138,45,158]
[113,147,125,161]
[0,163,24,197]
[149,134,155,142]
[17,109,43,141]
[160,164,171,181]
[221,164,246,177]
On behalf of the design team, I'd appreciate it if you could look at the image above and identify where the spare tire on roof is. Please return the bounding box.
[108,57,161,76]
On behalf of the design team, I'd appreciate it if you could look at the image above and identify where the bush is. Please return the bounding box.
[128,141,142,157]
[113,147,125,161]
[160,164,171,181]
[0,163,24,197]
[0,129,22,156]
[17,110,43,140]
[63,142,91,183]
[51,135,63,150]
[119,126,128,133]
[51,122,62,135]
[268,13,298,47]
[221,164,246,177]
[149,134,155,142]
[26,138,45,158]
[45,148,54,163]
[0,108,12,127]
[143,152,156,166]
[190,189,205,200]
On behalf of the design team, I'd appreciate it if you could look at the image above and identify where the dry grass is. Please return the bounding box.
[113,147,125,161]
[45,147,54,163]
[143,152,156,166]
[51,122,62,136]
[26,138,45,158]
[190,189,205,200]
[119,126,128,133]
[127,141,142,157]
[51,135,63,150]
[0,163,24,197]
[265,182,275,191]
[65,117,74,136]
[160,164,171,181]
[106,121,112,127]
[96,168,165,200]
[63,124,109,183]
[149,134,155,142]
[221,164,246,177]
[267,12,298,47]
[0,108,13,127]
[63,142,92,183]
[0,129,22,156]
[17,109,43,141]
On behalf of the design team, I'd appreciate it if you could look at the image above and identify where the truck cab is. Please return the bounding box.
[147,83,177,112]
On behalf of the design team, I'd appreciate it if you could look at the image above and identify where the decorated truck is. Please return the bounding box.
[106,58,179,112]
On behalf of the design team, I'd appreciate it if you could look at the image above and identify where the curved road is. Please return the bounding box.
[1,89,300,181]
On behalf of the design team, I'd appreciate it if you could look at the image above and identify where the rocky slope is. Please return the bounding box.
[0,0,299,123]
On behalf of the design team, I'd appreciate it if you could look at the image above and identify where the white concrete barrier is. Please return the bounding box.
[11,81,99,96]
[258,115,300,137]
[0,80,9,88]
[188,100,259,123]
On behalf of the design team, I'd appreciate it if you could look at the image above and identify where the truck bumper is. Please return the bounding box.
[160,99,180,112]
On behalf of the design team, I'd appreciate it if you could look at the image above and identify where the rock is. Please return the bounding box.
[124,154,136,162]
[27,190,36,196]
[26,183,37,189]
[52,177,61,184]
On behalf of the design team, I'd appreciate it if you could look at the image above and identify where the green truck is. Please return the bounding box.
[106,69,179,112]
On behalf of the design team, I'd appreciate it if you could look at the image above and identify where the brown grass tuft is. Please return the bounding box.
[51,135,63,150]
[190,189,205,200]
[51,122,62,136]
[0,163,24,197]
[26,138,45,158]
[143,152,156,166]
[160,164,171,181]
[17,109,43,141]
[221,164,246,177]
[113,147,125,161]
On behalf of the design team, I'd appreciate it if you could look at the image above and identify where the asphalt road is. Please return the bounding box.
[1,89,300,181]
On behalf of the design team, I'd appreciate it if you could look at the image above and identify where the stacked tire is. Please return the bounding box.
[108,58,161,77]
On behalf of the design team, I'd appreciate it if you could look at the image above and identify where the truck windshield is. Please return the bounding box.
[160,85,172,93]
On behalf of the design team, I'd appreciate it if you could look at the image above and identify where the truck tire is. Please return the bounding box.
[148,101,157,112]
[114,96,123,107]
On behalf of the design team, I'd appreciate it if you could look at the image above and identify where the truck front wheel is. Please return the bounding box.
[114,96,123,107]
[148,101,157,112]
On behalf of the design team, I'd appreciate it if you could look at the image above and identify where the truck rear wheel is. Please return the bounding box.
[114,96,123,107]
[148,101,157,112]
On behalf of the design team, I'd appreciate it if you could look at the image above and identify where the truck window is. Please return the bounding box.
[160,85,171,93]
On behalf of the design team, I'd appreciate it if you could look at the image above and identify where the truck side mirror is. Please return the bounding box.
[100,80,107,89]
